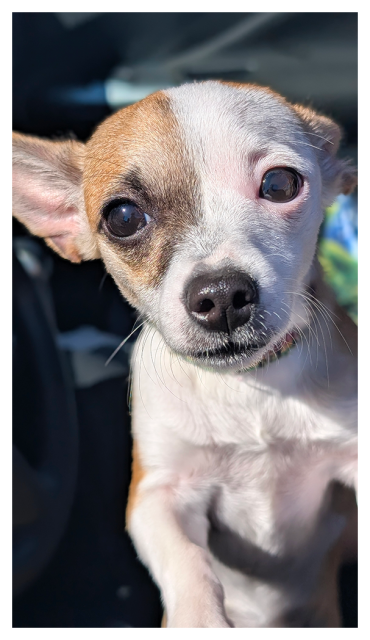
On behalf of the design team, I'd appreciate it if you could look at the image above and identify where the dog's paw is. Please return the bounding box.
[165,553,232,627]
[167,589,233,628]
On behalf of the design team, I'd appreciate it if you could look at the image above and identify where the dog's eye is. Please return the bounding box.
[103,201,151,238]
[259,168,302,202]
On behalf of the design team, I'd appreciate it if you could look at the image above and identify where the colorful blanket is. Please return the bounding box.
[318,194,358,323]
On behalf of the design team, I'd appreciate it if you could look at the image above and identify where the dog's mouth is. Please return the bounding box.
[191,339,266,360]
[184,330,300,371]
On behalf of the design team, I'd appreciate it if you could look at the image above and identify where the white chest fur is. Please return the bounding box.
[130,326,357,626]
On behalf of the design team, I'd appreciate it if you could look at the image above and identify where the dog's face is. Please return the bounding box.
[13,81,356,370]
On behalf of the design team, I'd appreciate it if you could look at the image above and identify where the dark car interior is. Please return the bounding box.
[13,12,358,627]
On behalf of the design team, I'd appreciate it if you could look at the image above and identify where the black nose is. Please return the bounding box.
[184,270,258,334]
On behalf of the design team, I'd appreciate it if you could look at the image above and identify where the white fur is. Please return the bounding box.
[126,83,357,627]
[129,320,356,627]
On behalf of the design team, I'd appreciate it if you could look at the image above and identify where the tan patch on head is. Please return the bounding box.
[83,91,201,294]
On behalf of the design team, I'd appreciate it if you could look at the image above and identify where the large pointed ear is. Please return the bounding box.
[12,132,99,262]
[292,105,357,201]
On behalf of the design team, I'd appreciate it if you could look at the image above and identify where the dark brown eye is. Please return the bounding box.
[259,168,302,202]
[103,201,151,238]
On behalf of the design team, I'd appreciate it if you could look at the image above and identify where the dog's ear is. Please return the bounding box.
[12,132,99,262]
[292,105,357,199]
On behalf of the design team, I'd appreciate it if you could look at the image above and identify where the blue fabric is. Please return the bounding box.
[318,194,358,322]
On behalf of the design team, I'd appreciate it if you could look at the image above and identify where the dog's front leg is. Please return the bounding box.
[127,480,231,628]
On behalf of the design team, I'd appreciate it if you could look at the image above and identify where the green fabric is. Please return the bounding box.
[318,199,358,324]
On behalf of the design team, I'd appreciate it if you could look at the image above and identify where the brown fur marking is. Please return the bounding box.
[83,91,201,291]
[126,440,146,527]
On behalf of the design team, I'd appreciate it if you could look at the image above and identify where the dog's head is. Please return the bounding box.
[13,81,356,370]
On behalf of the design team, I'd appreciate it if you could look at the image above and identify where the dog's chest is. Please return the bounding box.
[175,437,341,551]
[135,342,352,545]
[133,339,355,623]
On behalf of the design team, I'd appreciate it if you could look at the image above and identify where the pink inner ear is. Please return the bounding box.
[47,231,83,263]
[13,167,82,261]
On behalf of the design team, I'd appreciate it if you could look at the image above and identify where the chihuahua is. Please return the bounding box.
[13,81,357,627]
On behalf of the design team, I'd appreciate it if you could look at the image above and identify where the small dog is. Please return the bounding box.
[13,81,357,627]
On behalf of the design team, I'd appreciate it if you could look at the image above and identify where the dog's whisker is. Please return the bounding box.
[304,132,334,145]
[279,305,311,373]
[169,350,184,388]
[288,289,353,356]
[148,327,164,387]
[98,272,108,292]
[105,320,145,366]
[256,317,268,332]
[304,297,334,353]
[291,140,324,152]
[159,338,171,387]
[152,331,167,387]
[156,337,186,402]
[126,320,148,410]
[139,324,159,388]
[300,289,341,322]
[137,337,153,420]
[280,300,320,346]
[287,301,316,367]
[175,351,192,381]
